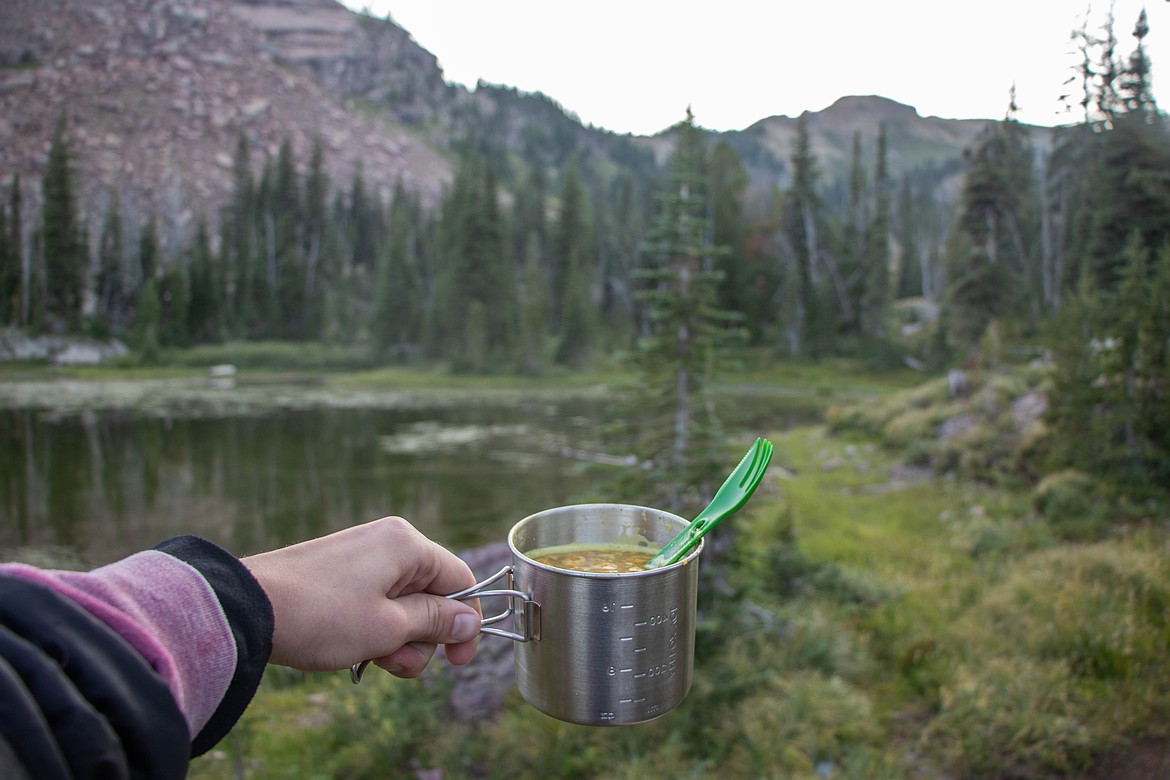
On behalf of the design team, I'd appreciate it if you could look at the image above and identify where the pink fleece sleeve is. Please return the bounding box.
[0,551,238,739]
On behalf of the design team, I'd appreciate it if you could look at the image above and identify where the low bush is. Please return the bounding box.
[925,656,1097,776]
[161,341,376,371]
[926,541,1170,775]
[1032,469,1108,540]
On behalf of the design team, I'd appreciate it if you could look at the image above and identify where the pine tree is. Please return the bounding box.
[708,140,754,337]
[185,217,223,343]
[0,191,14,325]
[302,138,330,339]
[132,279,161,363]
[254,158,280,338]
[347,166,377,275]
[1043,15,1170,497]
[137,216,159,289]
[1079,112,1170,290]
[434,153,519,372]
[553,245,594,368]
[1039,126,1081,313]
[551,160,591,331]
[93,195,127,335]
[894,178,924,298]
[862,125,892,337]
[41,116,85,331]
[224,134,256,338]
[1047,236,1170,494]
[947,102,1038,348]
[601,173,647,347]
[6,176,24,325]
[630,109,740,514]
[512,163,547,286]
[783,112,830,354]
[837,130,868,336]
[474,161,520,369]
[131,217,162,356]
[158,263,189,348]
[1120,9,1156,116]
[371,185,423,360]
[462,300,490,374]
[272,138,303,339]
[519,231,550,374]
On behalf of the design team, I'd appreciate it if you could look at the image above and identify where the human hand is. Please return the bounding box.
[241,517,481,677]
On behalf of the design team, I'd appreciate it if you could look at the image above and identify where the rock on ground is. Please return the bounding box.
[443,541,517,720]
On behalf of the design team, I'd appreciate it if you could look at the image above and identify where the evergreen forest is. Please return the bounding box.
[3,8,1170,778]
[1,9,1167,498]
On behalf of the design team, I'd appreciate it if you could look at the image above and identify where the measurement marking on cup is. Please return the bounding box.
[620,698,632,704]
[634,646,647,653]
[621,604,634,610]
[620,636,633,642]
[620,668,633,674]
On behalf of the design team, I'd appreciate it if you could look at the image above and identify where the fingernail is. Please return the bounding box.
[452,612,480,643]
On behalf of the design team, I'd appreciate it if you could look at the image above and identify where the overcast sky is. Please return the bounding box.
[341,1,1167,135]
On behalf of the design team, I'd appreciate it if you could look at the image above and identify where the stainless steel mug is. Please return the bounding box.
[505,503,702,726]
[352,503,702,726]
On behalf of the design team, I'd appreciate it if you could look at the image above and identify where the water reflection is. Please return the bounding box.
[0,401,601,565]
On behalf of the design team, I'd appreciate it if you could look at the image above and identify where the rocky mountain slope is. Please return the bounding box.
[0,0,454,244]
[0,0,1032,245]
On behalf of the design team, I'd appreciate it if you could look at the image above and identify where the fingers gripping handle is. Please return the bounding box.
[350,565,537,683]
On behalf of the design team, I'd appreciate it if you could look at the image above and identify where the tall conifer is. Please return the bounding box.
[783,113,830,354]
[862,125,892,337]
[303,138,330,339]
[94,195,127,334]
[41,116,85,330]
[371,185,423,359]
[186,217,222,343]
[631,109,739,513]
[7,176,24,325]
[551,160,591,331]
[0,193,14,325]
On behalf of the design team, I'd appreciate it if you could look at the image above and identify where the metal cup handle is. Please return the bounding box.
[350,564,538,683]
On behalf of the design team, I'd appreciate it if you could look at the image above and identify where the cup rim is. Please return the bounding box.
[507,502,703,577]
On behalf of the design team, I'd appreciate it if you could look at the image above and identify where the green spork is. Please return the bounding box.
[644,436,774,569]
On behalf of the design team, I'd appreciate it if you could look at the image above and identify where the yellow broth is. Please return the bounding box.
[528,543,655,573]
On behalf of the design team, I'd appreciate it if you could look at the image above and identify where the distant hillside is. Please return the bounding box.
[716,96,1055,204]
[0,0,1033,244]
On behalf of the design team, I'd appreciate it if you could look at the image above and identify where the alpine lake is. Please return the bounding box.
[0,370,823,566]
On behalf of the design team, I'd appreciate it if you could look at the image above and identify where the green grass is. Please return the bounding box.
[190,411,1170,778]
[30,353,1158,778]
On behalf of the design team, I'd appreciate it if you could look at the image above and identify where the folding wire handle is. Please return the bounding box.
[350,564,538,683]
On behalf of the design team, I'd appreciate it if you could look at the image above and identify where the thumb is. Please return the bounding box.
[373,594,481,678]
[385,591,481,647]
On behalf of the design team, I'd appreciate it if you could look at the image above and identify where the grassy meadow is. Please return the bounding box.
[165,354,1170,780]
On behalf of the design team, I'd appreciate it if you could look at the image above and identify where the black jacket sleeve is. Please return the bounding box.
[0,576,190,780]
[0,537,274,779]
[154,536,273,756]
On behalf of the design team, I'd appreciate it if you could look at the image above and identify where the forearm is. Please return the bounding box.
[0,536,274,777]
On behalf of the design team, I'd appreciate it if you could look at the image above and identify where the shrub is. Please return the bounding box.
[881,406,941,447]
[927,542,1170,775]
[161,340,376,371]
[322,672,451,779]
[723,671,882,778]
[1032,469,1108,540]
[924,657,1097,776]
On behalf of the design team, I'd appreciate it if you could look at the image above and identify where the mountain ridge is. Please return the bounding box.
[0,0,1022,244]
